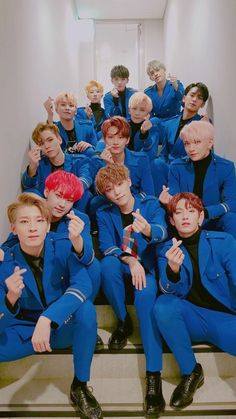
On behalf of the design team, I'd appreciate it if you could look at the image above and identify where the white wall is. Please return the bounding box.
[0,0,80,239]
[163,0,236,159]
[77,19,164,104]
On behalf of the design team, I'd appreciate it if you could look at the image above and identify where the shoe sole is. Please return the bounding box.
[170,377,204,410]
[144,402,166,418]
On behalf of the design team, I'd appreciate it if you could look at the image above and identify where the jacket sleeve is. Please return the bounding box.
[0,265,21,334]
[157,243,189,295]
[221,234,236,310]
[206,162,236,219]
[74,157,92,190]
[42,254,92,327]
[21,166,38,190]
[168,163,181,195]
[97,210,123,257]
[104,93,121,118]
[75,213,95,266]
[138,155,155,195]
[146,200,168,243]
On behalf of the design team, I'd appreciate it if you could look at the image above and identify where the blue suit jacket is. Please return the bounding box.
[127,117,163,161]
[157,230,236,312]
[0,233,92,337]
[76,107,106,140]
[144,80,184,119]
[21,153,92,195]
[159,112,203,163]
[97,195,167,274]
[104,87,137,118]
[55,119,97,152]
[168,153,236,219]
[90,148,155,196]
[1,210,96,268]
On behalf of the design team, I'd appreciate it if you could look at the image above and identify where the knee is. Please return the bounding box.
[101,256,121,280]
[74,300,96,330]
[154,294,180,325]
[135,281,157,308]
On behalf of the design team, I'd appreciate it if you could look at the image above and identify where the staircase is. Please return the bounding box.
[0,305,236,418]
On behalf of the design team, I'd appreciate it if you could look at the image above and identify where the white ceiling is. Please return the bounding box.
[74,0,167,20]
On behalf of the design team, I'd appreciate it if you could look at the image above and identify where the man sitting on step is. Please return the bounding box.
[1,171,103,350]
[95,163,167,417]
[0,193,102,419]
[154,192,236,410]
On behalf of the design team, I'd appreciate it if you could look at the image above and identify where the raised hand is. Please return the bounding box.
[100,145,114,164]
[165,237,184,273]
[28,147,41,176]
[140,114,152,134]
[132,208,151,238]
[43,96,54,123]
[5,266,26,306]
[85,104,93,119]
[111,87,119,98]
[67,210,85,240]
[159,185,172,205]
[167,73,178,90]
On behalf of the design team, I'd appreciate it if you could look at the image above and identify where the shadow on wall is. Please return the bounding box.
[206,95,214,125]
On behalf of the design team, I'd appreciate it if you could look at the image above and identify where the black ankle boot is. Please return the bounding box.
[170,363,204,410]
[144,372,165,417]
[95,334,104,352]
[70,381,103,418]
[108,312,133,351]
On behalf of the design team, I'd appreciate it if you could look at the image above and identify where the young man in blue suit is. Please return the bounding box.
[154,192,236,410]
[44,92,97,157]
[76,80,106,141]
[159,120,236,238]
[144,60,184,120]
[2,171,103,350]
[95,163,167,417]
[103,65,136,119]
[22,122,92,212]
[0,193,102,419]
[159,82,209,163]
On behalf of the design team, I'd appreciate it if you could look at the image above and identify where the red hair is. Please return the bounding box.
[101,116,130,139]
[45,171,84,202]
[167,192,204,216]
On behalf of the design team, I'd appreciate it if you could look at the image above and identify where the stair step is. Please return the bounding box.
[0,377,236,416]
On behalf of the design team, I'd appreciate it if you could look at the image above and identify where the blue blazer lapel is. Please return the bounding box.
[198,232,211,278]
[110,207,124,243]
[202,158,219,204]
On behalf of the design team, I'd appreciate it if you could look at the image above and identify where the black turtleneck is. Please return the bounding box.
[90,103,104,126]
[193,153,212,200]
[168,229,234,314]
[113,89,126,117]
[128,120,149,150]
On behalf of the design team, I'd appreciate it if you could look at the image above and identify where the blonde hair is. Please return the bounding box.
[128,92,153,113]
[85,80,104,95]
[146,60,166,77]
[180,121,214,144]
[54,92,77,110]
[8,193,51,224]
[32,122,60,145]
[95,163,129,195]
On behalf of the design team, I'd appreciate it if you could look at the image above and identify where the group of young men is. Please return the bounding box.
[1,61,236,419]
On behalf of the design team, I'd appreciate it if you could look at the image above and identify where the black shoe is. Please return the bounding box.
[144,373,165,418]
[70,382,103,418]
[170,363,204,410]
[95,334,104,352]
[108,312,133,351]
